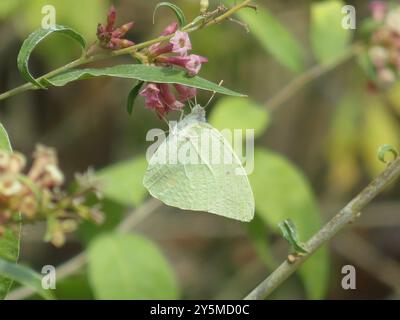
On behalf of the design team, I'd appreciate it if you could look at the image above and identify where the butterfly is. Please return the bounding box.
[143,103,255,222]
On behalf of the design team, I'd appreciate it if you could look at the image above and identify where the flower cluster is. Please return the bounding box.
[367,1,400,88]
[96,6,208,118]
[0,145,104,247]
[140,22,208,118]
[97,5,134,50]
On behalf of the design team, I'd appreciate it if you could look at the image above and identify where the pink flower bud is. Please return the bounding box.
[140,83,166,117]
[149,42,173,56]
[106,5,117,32]
[174,84,197,102]
[110,38,135,49]
[112,22,134,38]
[159,84,185,110]
[161,21,179,36]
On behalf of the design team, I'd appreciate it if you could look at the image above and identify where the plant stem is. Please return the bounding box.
[5,198,163,300]
[266,43,364,112]
[244,156,400,300]
[0,0,253,103]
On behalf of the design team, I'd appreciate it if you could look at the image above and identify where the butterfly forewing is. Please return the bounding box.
[143,110,255,222]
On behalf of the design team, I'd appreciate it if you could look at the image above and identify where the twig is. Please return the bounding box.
[244,156,400,300]
[5,198,162,300]
[265,43,364,112]
[0,0,252,102]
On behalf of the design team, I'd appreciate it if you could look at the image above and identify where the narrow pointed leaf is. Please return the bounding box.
[153,2,186,27]
[44,64,246,97]
[0,258,54,300]
[127,81,144,115]
[17,25,86,88]
[237,5,305,73]
[0,123,20,300]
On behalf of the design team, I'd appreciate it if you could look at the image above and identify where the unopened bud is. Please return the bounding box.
[200,0,209,14]
[0,152,10,172]
[61,220,78,233]
[19,195,38,219]
[386,8,400,35]
[368,46,388,68]
[9,153,26,174]
[41,164,65,188]
[0,176,23,197]
[51,229,65,247]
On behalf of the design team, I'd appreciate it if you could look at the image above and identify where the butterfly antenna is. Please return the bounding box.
[179,109,185,121]
[205,80,224,109]
[187,98,194,110]
[161,115,170,128]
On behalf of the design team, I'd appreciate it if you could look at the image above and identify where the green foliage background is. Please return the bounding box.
[0,0,399,300]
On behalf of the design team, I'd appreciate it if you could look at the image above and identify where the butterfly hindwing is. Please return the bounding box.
[143,111,255,222]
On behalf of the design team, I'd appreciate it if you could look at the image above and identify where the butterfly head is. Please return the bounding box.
[177,104,206,130]
[191,104,206,122]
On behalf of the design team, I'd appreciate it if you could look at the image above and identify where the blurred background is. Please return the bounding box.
[1,0,400,300]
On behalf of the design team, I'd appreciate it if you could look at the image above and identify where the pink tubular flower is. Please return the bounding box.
[174,84,197,102]
[139,21,207,118]
[170,31,192,56]
[159,84,185,110]
[148,22,178,56]
[156,54,208,76]
[97,6,135,50]
[139,83,186,118]
[140,83,166,117]
[185,54,208,76]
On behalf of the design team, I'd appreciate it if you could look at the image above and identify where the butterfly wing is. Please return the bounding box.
[143,122,255,222]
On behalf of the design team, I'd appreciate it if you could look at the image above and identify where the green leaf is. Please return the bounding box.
[153,2,186,27]
[0,258,54,300]
[96,156,148,207]
[88,233,179,299]
[0,123,12,151]
[44,64,246,97]
[310,0,352,64]
[17,25,86,88]
[17,1,107,67]
[0,123,20,300]
[250,148,329,299]
[127,81,144,115]
[209,97,270,139]
[378,144,398,164]
[237,5,305,73]
[278,219,308,255]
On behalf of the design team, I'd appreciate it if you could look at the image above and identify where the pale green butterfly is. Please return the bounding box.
[143,103,255,222]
